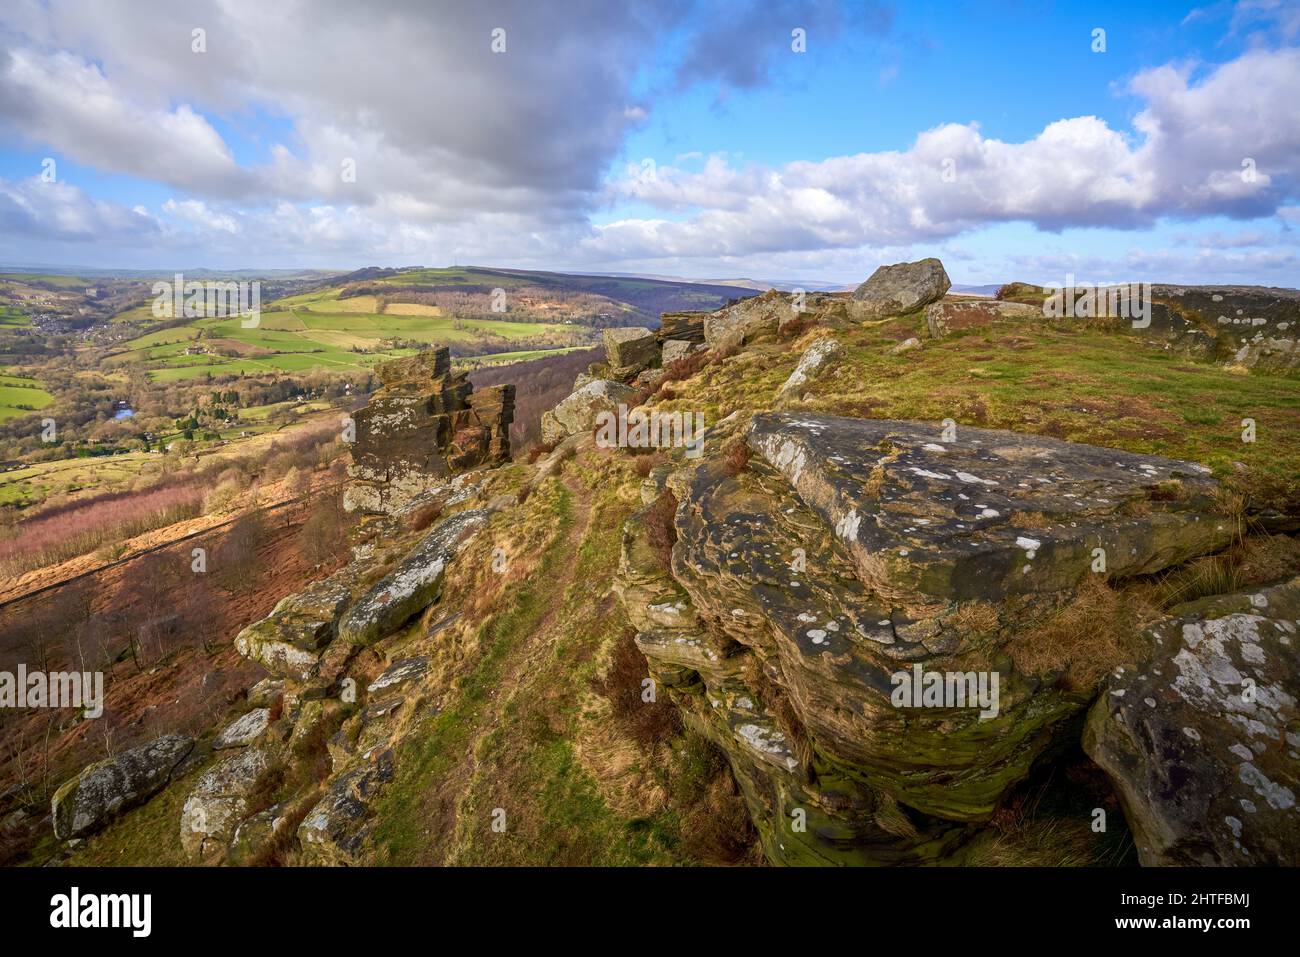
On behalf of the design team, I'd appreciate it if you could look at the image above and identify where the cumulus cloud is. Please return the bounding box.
[0,0,678,216]
[0,0,1296,282]
[0,47,251,197]
[0,176,160,242]
[589,47,1300,260]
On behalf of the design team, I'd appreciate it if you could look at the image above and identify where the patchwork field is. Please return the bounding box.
[0,373,53,422]
[102,284,597,381]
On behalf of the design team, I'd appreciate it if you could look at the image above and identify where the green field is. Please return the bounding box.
[0,304,30,327]
[104,283,595,381]
[0,373,54,422]
[0,450,155,506]
[0,272,87,288]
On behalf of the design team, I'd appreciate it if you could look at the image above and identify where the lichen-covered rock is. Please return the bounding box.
[1084,576,1300,865]
[247,677,284,707]
[180,746,270,859]
[662,338,704,364]
[226,803,284,865]
[337,509,489,646]
[603,327,658,377]
[298,749,395,865]
[213,708,270,749]
[617,410,1240,857]
[776,337,842,400]
[925,300,1041,338]
[1150,284,1300,370]
[747,413,1231,607]
[346,347,513,514]
[848,258,950,320]
[367,656,428,696]
[540,379,639,444]
[658,311,707,344]
[704,290,793,350]
[51,734,193,839]
[234,572,357,680]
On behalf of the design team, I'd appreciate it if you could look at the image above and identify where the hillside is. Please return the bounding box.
[6,257,1298,868]
[91,267,751,384]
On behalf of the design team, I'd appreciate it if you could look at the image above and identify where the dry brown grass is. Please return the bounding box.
[643,488,678,569]
[408,499,444,532]
[1008,576,1159,693]
[657,348,713,387]
[590,628,682,749]
[1155,533,1300,610]
[722,438,750,477]
[948,600,1000,639]
[632,453,666,478]
[1008,510,1052,529]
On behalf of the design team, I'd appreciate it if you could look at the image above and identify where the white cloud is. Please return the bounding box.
[590,47,1300,262]
[0,48,251,197]
[0,176,160,241]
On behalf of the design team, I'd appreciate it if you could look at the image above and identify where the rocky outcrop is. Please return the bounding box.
[704,290,795,350]
[994,281,1300,369]
[345,348,513,515]
[1150,285,1300,370]
[1085,576,1300,865]
[338,508,489,645]
[180,746,271,859]
[234,572,358,681]
[848,258,951,321]
[213,708,270,749]
[925,300,1041,338]
[540,379,639,444]
[617,411,1239,861]
[658,311,707,345]
[776,337,843,401]
[603,327,658,379]
[52,734,193,839]
[298,748,394,864]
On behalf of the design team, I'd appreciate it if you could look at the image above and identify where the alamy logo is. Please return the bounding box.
[151,272,261,327]
[890,665,1000,720]
[1043,273,1151,328]
[594,404,705,459]
[50,887,151,937]
[0,665,103,718]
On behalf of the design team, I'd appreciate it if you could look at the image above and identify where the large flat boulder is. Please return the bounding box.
[540,379,639,444]
[848,258,950,321]
[618,411,1242,852]
[337,509,489,646]
[52,734,193,839]
[747,413,1232,607]
[1085,576,1300,865]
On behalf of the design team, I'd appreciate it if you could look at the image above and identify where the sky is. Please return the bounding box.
[0,0,1298,286]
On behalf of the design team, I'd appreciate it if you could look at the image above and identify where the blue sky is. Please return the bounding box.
[0,0,1297,286]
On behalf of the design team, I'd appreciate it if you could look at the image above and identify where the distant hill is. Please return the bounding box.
[94,265,754,382]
